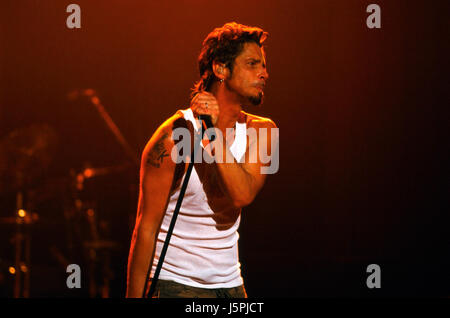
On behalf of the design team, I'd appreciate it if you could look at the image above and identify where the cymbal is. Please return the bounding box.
[0,217,17,225]
[0,124,58,190]
[0,212,39,225]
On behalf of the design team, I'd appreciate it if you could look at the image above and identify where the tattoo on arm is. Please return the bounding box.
[146,133,169,168]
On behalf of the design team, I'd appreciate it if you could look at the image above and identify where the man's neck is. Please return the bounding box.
[210,82,242,129]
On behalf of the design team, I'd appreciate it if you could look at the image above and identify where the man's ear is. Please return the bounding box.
[212,61,229,81]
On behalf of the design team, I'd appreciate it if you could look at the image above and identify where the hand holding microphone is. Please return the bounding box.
[190,91,220,126]
[190,91,219,140]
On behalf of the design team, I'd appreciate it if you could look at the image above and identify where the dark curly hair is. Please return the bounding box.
[191,22,268,98]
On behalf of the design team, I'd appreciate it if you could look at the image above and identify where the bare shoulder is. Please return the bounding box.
[141,110,186,168]
[154,110,186,138]
[242,111,277,129]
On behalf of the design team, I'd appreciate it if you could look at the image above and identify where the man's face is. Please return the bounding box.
[225,42,269,106]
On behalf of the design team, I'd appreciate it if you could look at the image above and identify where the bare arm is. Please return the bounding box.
[212,119,278,208]
[191,92,278,208]
[126,124,177,298]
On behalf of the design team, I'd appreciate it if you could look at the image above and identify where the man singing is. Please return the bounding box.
[126,22,278,298]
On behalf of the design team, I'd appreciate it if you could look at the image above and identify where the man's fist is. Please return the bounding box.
[190,91,220,126]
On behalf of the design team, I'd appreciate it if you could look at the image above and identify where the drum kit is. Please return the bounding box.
[0,91,139,297]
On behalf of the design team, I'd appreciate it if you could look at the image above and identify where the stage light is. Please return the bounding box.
[87,209,95,217]
[84,168,94,178]
[18,209,26,218]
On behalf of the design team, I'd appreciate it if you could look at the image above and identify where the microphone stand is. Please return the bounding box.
[69,89,140,167]
[143,115,213,298]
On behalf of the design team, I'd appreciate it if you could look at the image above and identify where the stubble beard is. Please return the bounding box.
[247,91,264,106]
[225,80,264,107]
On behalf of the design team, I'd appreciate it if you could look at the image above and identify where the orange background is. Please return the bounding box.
[0,0,447,297]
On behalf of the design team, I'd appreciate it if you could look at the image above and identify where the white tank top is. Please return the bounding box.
[151,108,247,288]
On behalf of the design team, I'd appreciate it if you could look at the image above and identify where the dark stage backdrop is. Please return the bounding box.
[0,0,447,297]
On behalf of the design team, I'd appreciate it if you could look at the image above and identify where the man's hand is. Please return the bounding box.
[190,91,220,126]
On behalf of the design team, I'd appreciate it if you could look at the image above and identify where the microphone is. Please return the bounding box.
[198,115,215,141]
